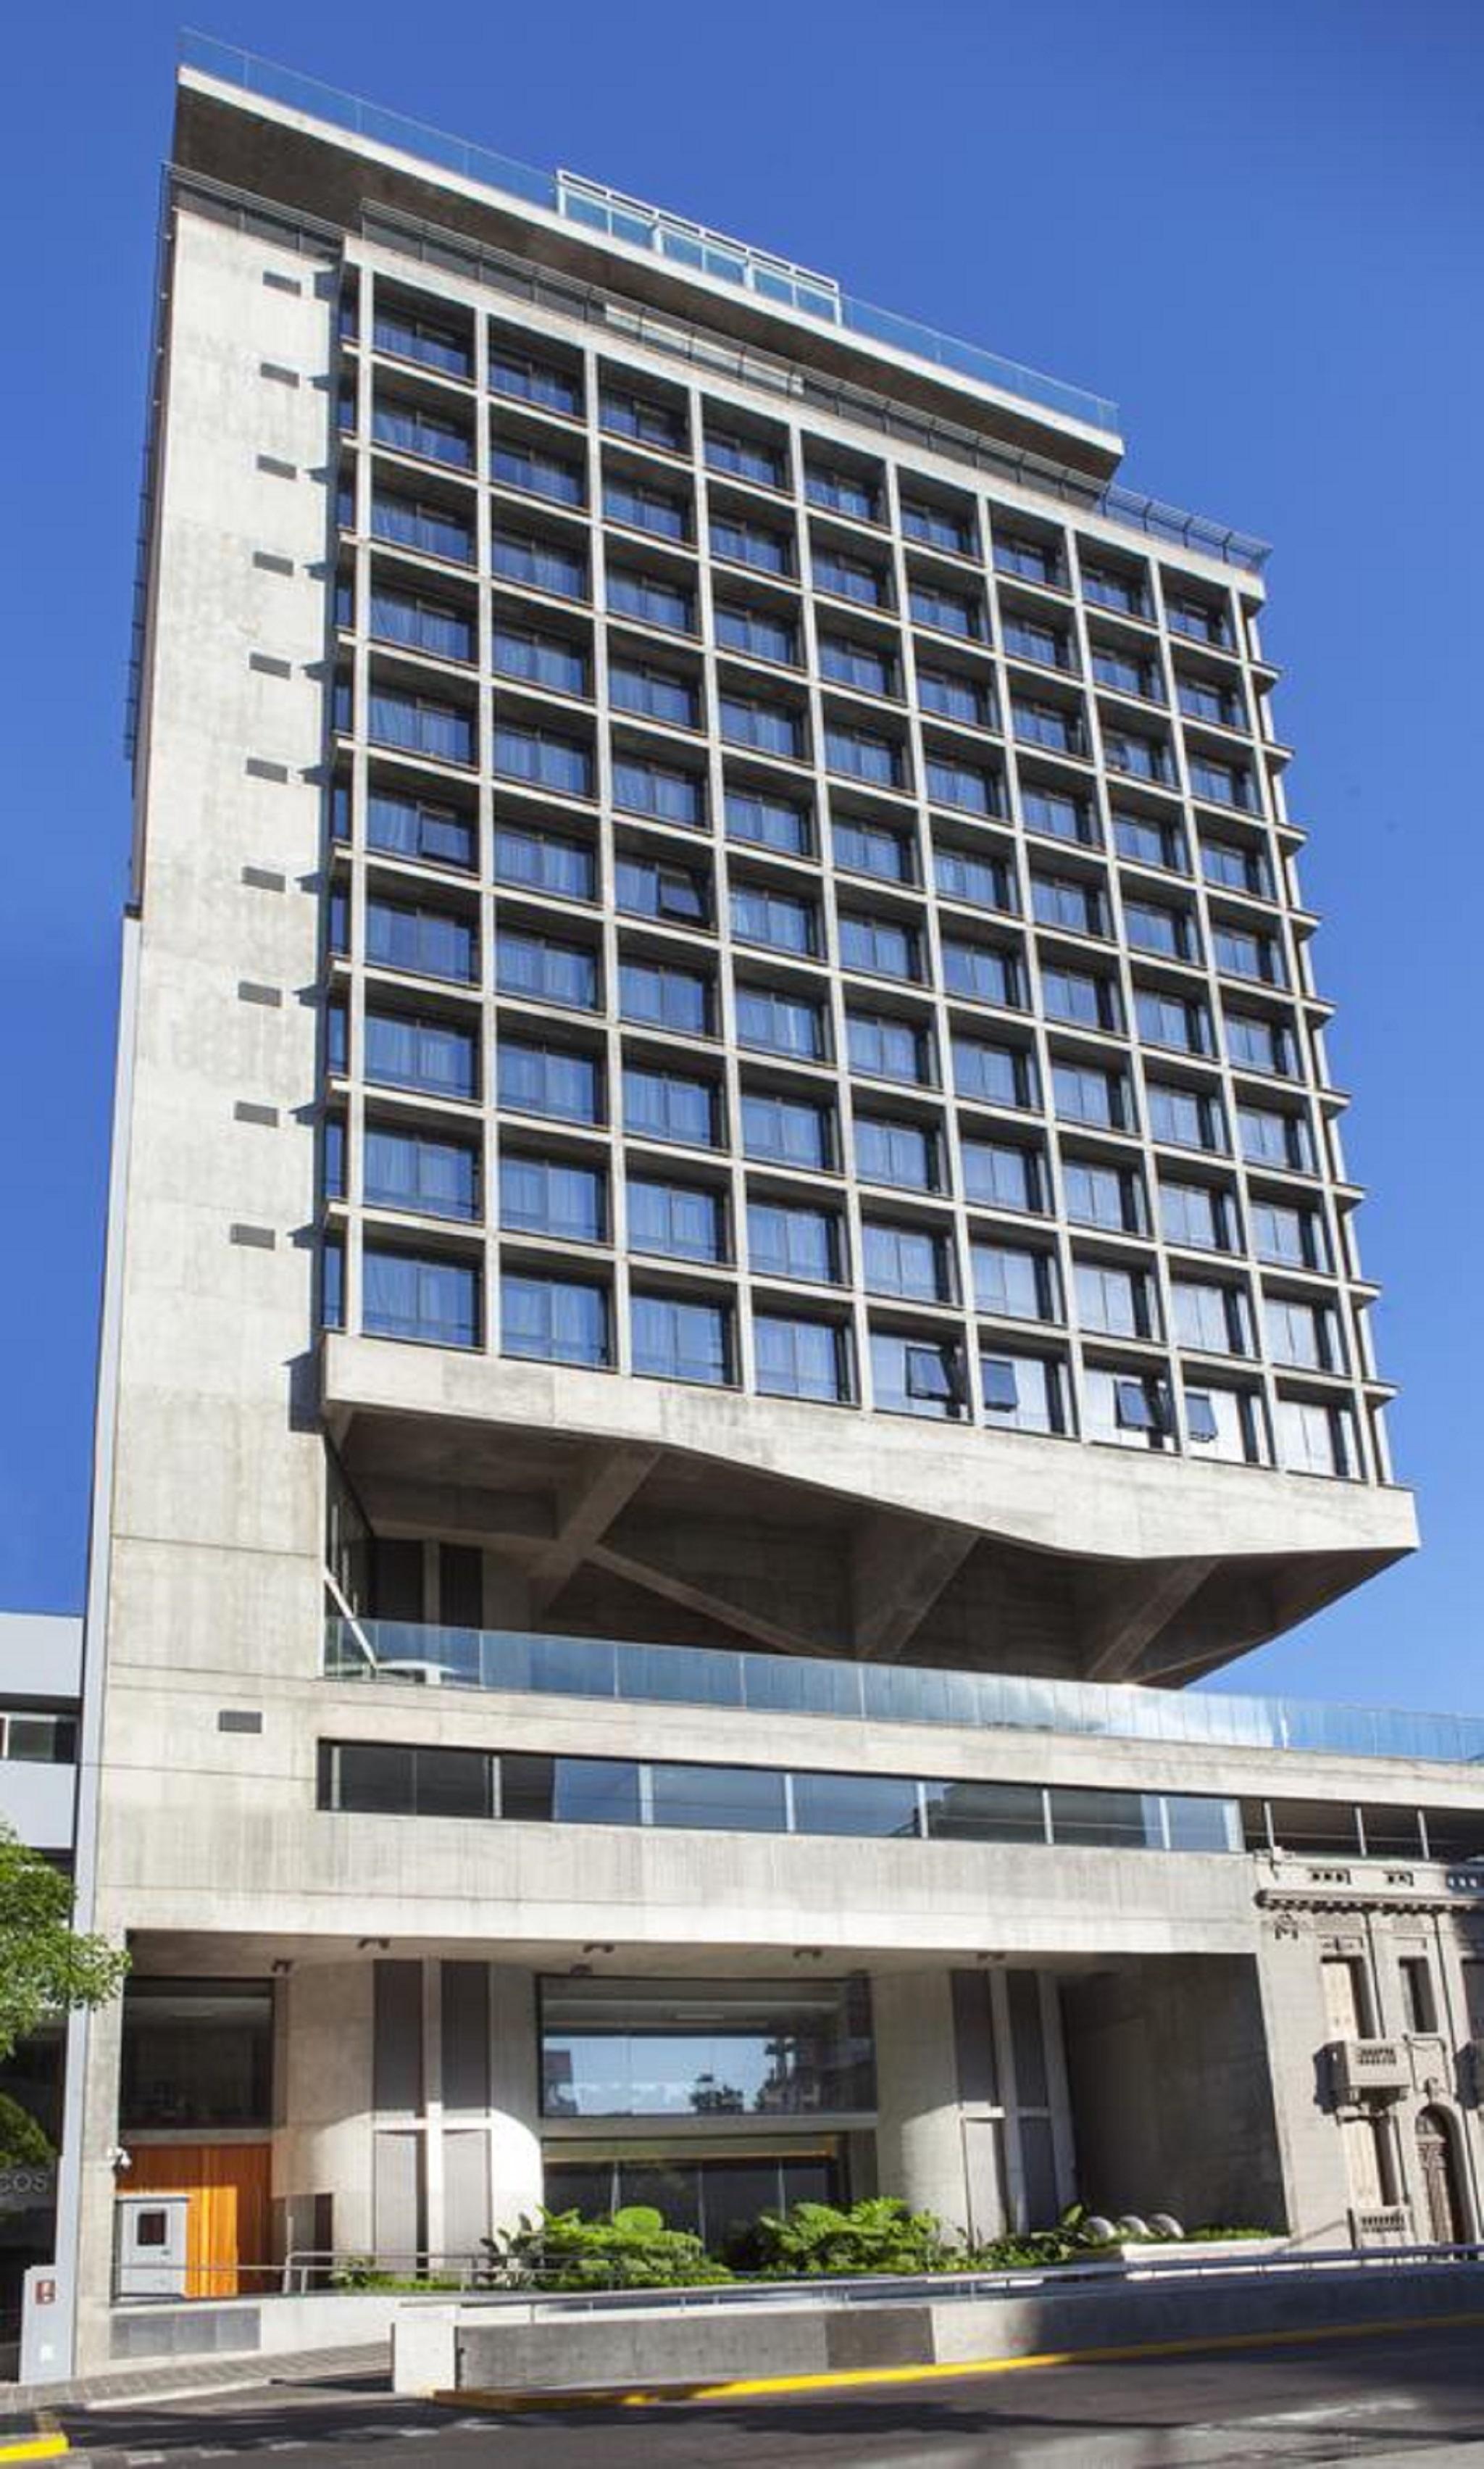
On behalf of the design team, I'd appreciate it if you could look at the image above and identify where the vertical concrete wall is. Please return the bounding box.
[1062,1954,1286,2232]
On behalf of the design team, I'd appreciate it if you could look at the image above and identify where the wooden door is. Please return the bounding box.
[125,2144,272,2296]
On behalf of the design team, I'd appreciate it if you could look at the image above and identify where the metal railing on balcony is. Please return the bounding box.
[325,1618,1484,1770]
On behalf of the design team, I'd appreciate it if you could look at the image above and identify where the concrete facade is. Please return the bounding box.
[46,40,1483,2387]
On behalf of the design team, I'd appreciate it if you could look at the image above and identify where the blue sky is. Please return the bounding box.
[1,0,1479,1708]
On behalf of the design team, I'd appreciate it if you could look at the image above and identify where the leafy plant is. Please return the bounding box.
[480,2204,732,2291]
[753,2197,952,2277]
[0,1823,128,2063]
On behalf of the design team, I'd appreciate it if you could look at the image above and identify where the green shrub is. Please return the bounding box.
[480,2204,733,2291]
[753,2197,952,2277]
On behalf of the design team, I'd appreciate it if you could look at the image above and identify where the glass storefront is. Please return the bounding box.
[543,2143,844,2261]
[539,1975,874,2120]
[120,1981,273,2131]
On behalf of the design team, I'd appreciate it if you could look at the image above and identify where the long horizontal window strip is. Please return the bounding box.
[318,1739,1241,1854]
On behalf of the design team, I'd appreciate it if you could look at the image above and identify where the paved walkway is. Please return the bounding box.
[0,2344,388,2416]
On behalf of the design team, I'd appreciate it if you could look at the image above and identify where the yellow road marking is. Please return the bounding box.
[435,2304,1484,2412]
[0,2438,70,2463]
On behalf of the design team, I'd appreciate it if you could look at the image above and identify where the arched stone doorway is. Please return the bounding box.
[1415,2107,1466,2245]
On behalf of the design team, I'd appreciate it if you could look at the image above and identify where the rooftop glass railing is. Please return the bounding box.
[178,34,1116,433]
[325,1618,1484,1770]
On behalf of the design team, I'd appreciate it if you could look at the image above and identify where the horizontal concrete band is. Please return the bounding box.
[416,2263,1484,2397]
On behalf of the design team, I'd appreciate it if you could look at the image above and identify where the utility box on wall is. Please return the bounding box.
[114,2193,190,2298]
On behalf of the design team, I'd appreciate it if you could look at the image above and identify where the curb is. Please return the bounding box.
[0,2417,68,2462]
[432,2304,1484,2413]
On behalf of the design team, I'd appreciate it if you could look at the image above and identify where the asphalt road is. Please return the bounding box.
[57,2322,1484,2467]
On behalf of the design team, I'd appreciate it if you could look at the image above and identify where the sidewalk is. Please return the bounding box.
[1,2340,387,2415]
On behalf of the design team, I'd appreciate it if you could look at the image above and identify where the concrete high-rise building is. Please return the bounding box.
[49,35,1484,2381]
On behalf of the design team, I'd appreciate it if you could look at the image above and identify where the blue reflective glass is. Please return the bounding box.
[497,1043,600,1123]
[494,825,594,899]
[502,1273,609,1365]
[365,1010,476,1097]
[363,1248,478,1347]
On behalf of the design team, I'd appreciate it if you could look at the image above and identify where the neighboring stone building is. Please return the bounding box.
[49,35,1483,2379]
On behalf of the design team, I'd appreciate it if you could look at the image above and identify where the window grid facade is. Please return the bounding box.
[323,257,1388,1481]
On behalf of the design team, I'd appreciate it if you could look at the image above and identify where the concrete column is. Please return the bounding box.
[274,1960,375,2257]
[871,1970,970,2236]
[488,1967,543,2234]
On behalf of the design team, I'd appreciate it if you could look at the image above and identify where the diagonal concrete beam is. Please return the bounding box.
[527,1446,661,1616]
[354,1477,555,1545]
[587,1541,828,1658]
[1079,1557,1217,1683]
[850,1518,978,1663]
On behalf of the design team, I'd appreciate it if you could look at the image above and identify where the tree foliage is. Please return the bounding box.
[0,1823,129,2064]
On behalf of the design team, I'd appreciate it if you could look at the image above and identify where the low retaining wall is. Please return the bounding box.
[394,2259,1484,2398]
[108,2289,407,2362]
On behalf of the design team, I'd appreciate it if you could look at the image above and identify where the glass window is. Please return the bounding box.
[825,725,901,786]
[1177,674,1243,728]
[748,1200,841,1283]
[370,491,472,565]
[650,1762,789,1833]
[490,345,581,415]
[813,547,886,605]
[712,514,790,573]
[1238,1104,1312,1171]
[954,1036,1032,1108]
[1213,923,1283,985]
[608,566,693,632]
[604,478,688,540]
[1137,989,1209,1054]
[943,940,1020,1006]
[743,1090,831,1167]
[1203,838,1270,896]
[1052,1061,1125,1130]
[1081,562,1149,618]
[1032,874,1102,935]
[1166,594,1230,647]
[620,959,712,1036]
[1114,809,1185,870]
[500,1154,606,1242]
[994,533,1061,586]
[600,387,685,449]
[492,439,584,506]
[369,688,474,765]
[1185,1385,1259,1463]
[805,467,880,520]
[496,928,599,1009]
[502,1273,609,1366]
[610,663,699,728]
[871,1333,966,1420]
[364,1126,478,1221]
[1022,783,1094,845]
[120,1981,274,2131]
[492,624,587,697]
[924,1780,1046,1841]
[735,985,826,1059]
[1160,1181,1232,1251]
[498,1041,600,1125]
[1084,1367,1175,1449]
[793,1771,921,1836]
[1251,1198,1325,1269]
[962,1138,1041,1212]
[365,1009,476,1099]
[375,304,471,375]
[722,695,802,757]
[863,1221,953,1302]
[367,896,475,983]
[902,498,973,554]
[1264,1295,1342,1372]
[855,1115,937,1189]
[1041,965,1115,1030]
[1276,1397,1356,1478]
[625,1066,718,1148]
[1147,1081,1224,1152]
[495,822,595,901]
[364,1246,479,1348]
[1225,1009,1294,1075]
[840,912,919,980]
[1003,611,1070,670]
[539,1973,872,2118]
[1102,726,1170,783]
[849,1011,933,1085]
[822,636,896,696]
[1125,899,1192,961]
[715,603,796,665]
[628,1177,725,1263]
[368,586,472,662]
[493,724,592,797]
[371,394,472,467]
[612,757,704,825]
[833,815,912,880]
[614,855,708,925]
[365,790,474,869]
[1064,1159,1143,1233]
[1049,1787,1158,1847]
[926,756,996,814]
[935,846,1012,910]
[1173,1278,1251,1356]
[972,1243,1054,1321]
[1075,1260,1153,1338]
[1190,754,1253,810]
[504,1752,641,1825]
[705,430,785,487]
[726,788,809,854]
[632,1293,731,1384]
[755,1315,849,1402]
[1093,644,1159,699]
[492,528,586,598]
[979,1352,1066,1433]
[1013,697,1082,756]
[910,582,980,638]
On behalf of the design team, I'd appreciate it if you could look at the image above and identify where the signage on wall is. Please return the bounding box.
[0,2163,58,2211]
